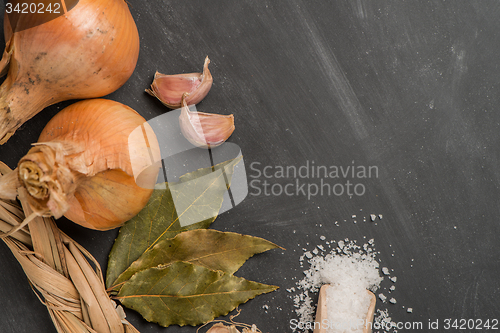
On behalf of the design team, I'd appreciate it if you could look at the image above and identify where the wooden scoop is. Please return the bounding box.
[313,285,376,333]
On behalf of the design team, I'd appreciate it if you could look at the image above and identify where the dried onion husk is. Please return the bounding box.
[0,161,141,332]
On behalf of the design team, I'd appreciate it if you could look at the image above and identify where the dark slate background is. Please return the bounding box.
[1,1,500,332]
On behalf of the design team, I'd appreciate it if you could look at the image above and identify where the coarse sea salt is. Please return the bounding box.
[374,309,394,332]
[293,239,383,332]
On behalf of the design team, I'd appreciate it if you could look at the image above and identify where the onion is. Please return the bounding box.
[0,0,140,144]
[2,99,161,231]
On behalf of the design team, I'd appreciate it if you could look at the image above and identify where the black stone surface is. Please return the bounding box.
[0,1,499,332]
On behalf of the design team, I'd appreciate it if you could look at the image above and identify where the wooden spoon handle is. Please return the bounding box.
[313,285,376,333]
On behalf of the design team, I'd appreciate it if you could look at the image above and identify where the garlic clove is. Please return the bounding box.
[178,93,235,149]
[146,56,213,108]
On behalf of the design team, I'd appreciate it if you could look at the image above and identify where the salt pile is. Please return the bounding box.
[293,239,383,332]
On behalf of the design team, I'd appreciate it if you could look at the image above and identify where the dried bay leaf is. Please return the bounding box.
[106,156,242,288]
[109,229,282,290]
[116,261,278,327]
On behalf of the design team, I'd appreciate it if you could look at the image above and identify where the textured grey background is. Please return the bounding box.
[0,1,499,332]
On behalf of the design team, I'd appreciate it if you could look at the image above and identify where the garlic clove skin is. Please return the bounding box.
[178,94,235,149]
[146,56,213,109]
[206,323,241,333]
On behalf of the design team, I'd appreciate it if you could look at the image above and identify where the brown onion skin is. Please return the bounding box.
[64,169,153,230]
[0,0,140,144]
[27,99,160,231]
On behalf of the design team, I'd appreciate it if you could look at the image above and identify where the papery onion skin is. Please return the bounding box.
[0,0,140,144]
[64,169,153,230]
[18,99,160,231]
